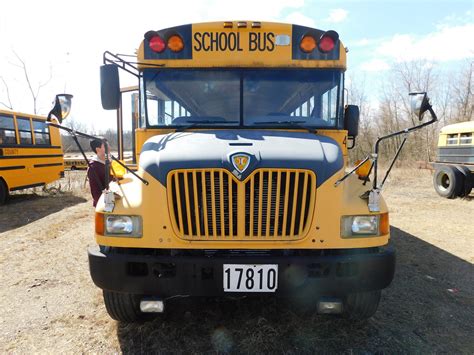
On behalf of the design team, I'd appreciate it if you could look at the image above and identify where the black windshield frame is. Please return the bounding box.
[142,68,344,130]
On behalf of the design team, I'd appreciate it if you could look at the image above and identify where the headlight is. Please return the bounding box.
[341,213,389,238]
[103,215,142,237]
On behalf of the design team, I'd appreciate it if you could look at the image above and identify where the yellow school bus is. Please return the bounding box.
[0,110,64,203]
[432,120,474,198]
[87,21,432,322]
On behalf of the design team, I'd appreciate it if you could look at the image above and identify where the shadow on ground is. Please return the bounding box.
[0,193,87,233]
[116,227,473,354]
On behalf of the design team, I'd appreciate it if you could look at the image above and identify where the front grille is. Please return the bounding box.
[168,169,316,240]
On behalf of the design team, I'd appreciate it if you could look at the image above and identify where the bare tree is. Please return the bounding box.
[451,60,474,123]
[346,73,375,162]
[0,77,13,110]
[375,60,440,162]
[10,51,52,114]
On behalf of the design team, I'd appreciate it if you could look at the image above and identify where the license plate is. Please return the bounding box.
[223,264,278,292]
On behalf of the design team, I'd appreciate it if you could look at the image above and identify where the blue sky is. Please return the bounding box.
[0,0,472,130]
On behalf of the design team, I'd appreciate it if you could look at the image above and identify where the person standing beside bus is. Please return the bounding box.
[88,139,109,207]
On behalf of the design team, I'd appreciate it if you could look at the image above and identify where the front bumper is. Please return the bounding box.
[88,247,395,297]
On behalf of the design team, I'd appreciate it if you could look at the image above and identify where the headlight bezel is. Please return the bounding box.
[103,214,142,237]
[341,213,389,238]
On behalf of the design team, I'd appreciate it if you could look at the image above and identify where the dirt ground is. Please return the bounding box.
[0,168,472,353]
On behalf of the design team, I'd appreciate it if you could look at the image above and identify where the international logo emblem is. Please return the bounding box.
[231,153,251,174]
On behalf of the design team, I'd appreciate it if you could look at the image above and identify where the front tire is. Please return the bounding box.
[433,165,463,198]
[343,290,381,320]
[103,290,145,322]
[0,179,8,205]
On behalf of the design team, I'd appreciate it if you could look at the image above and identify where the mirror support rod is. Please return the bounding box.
[110,156,149,186]
[334,155,370,186]
[379,136,407,189]
[46,122,149,186]
[70,133,104,193]
[103,51,140,78]
[372,105,437,190]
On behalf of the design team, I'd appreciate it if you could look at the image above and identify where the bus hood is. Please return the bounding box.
[139,130,343,187]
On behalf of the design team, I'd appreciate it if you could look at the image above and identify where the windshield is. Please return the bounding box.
[142,69,343,128]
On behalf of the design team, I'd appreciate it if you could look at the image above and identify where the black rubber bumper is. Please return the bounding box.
[88,247,395,297]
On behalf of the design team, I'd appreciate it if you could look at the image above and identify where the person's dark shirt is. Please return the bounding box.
[87,159,106,207]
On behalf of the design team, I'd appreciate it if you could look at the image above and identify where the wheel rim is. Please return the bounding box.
[436,172,450,192]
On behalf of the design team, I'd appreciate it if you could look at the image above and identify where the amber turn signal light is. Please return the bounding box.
[168,35,184,52]
[380,213,390,235]
[300,35,316,53]
[95,213,104,236]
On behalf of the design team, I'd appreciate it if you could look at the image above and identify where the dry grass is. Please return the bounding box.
[0,167,473,353]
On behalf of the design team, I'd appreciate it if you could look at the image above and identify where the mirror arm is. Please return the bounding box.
[110,156,149,185]
[379,136,408,189]
[334,155,370,186]
[47,122,108,192]
[104,142,110,190]
[47,122,149,187]
[103,51,140,78]
[46,122,105,141]
[371,104,437,190]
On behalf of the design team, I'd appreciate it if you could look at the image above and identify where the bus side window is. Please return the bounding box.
[32,120,51,145]
[321,86,338,123]
[447,134,458,145]
[146,95,159,126]
[0,114,17,145]
[17,117,33,145]
[164,100,173,124]
[460,133,472,145]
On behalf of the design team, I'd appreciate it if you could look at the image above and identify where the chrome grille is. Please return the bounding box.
[168,169,315,240]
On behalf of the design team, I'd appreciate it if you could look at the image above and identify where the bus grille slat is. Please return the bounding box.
[168,169,315,240]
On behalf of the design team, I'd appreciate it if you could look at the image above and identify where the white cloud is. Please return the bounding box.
[283,12,316,28]
[360,59,390,72]
[377,24,474,62]
[326,9,348,23]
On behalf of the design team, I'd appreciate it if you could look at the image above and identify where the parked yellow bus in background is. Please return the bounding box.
[87,21,436,322]
[0,95,73,204]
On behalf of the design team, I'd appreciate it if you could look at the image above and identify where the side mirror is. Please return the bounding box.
[100,65,121,110]
[344,105,359,137]
[47,94,73,124]
[409,92,430,120]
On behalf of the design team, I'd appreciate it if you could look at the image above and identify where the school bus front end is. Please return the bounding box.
[88,21,395,322]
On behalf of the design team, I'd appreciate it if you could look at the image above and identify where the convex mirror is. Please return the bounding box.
[409,92,430,120]
[47,94,73,123]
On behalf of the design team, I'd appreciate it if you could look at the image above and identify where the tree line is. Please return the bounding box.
[60,119,133,154]
[347,60,473,164]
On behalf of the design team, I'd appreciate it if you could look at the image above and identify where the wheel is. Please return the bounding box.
[343,290,381,320]
[455,166,473,197]
[0,179,8,205]
[103,290,145,322]
[433,165,463,199]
